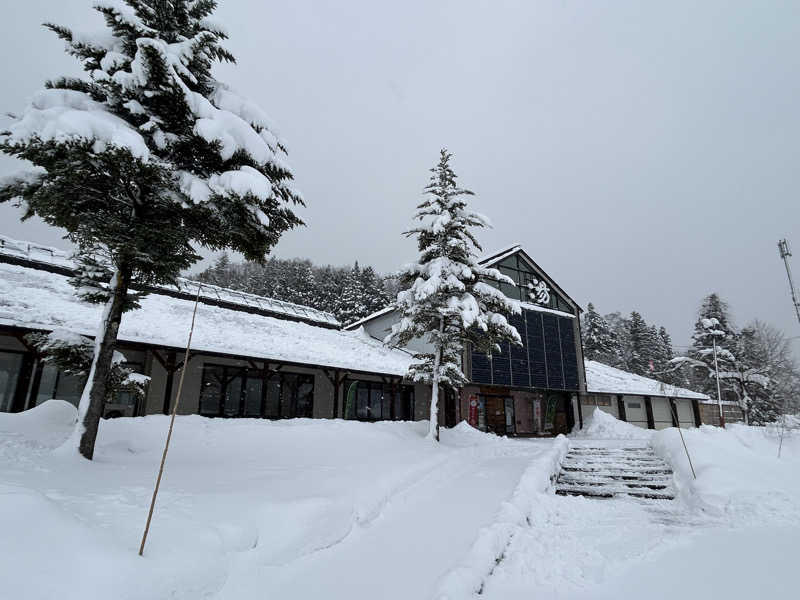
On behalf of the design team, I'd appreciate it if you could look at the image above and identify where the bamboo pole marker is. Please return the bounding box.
[139,283,203,556]
[669,399,697,480]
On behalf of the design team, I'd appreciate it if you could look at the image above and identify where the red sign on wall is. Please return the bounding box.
[468,395,479,427]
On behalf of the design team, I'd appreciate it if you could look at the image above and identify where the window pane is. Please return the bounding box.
[265,377,281,418]
[199,365,224,416]
[281,374,298,418]
[36,363,59,406]
[222,373,243,417]
[0,352,23,413]
[343,380,358,420]
[369,385,382,420]
[381,385,393,419]
[296,376,314,418]
[56,372,84,408]
[244,377,263,417]
[357,384,369,420]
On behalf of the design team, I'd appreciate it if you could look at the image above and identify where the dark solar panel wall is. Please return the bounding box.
[542,314,564,390]
[491,341,512,386]
[471,350,492,384]
[559,317,579,390]
[526,312,548,388]
[469,309,580,391]
[509,313,530,388]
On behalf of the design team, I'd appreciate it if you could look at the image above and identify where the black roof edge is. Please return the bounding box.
[482,247,583,314]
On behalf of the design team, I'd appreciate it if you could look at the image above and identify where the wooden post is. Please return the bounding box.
[691,399,702,428]
[644,396,655,430]
[669,398,679,427]
[139,284,202,556]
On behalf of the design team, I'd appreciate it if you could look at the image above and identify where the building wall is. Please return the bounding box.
[360,309,434,355]
[580,394,620,420]
[698,402,744,426]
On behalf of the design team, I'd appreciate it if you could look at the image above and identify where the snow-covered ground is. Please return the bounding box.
[0,402,553,600]
[475,409,800,600]
[1,404,797,600]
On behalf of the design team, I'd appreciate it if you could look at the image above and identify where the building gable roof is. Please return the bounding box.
[478,245,582,313]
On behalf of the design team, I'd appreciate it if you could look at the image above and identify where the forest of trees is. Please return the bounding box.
[195,254,396,326]
[581,295,800,424]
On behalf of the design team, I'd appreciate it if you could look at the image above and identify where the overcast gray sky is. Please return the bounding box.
[1,0,799,351]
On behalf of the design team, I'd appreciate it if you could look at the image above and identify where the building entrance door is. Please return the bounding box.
[480,394,512,436]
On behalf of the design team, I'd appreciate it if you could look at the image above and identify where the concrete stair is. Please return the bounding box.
[555,444,676,500]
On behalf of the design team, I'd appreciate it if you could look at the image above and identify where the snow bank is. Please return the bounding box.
[652,423,800,521]
[0,400,76,449]
[432,435,569,599]
[571,407,652,440]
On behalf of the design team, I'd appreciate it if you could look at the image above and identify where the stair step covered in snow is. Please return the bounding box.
[555,443,676,500]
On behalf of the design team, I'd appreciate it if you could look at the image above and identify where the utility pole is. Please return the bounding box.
[777,239,799,457]
[778,239,800,326]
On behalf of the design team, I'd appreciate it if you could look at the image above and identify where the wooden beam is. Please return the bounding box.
[691,399,702,428]
[668,398,679,428]
[644,396,655,430]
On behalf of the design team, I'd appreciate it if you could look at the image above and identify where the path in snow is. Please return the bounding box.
[480,439,716,600]
[215,438,551,600]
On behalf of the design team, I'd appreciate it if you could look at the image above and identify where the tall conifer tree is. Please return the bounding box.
[386,150,521,440]
[0,1,303,459]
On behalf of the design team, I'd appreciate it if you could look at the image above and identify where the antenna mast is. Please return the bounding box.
[778,239,800,326]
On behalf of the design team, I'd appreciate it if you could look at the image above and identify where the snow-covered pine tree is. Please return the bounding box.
[337,262,369,325]
[581,303,623,366]
[686,294,738,399]
[386,149,521,441]
[359,265,390,315]
[0,1,303,459]
[626,311,651,375]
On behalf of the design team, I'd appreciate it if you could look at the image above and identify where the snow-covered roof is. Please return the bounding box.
[476,243,523,266]
[477,243,582,313]
[343,305,397,331]
[0,260,411,376]
[584,360,709,400]
[0,234,340,328]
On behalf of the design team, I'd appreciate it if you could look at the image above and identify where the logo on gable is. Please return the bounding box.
[527,279,550,305]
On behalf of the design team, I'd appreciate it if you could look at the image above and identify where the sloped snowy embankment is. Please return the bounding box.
[0,402,551,600]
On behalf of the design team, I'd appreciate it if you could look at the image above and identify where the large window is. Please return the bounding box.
[0,351,24,413]
[490,255,571,313]
[342,379,415,422]
[199,363,314,419]
[34,363,83,408]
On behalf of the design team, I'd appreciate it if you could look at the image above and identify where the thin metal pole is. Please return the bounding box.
[669,400,697,479]
[711,336,725,428]
[778,240,800,326]
[139,283,203,556]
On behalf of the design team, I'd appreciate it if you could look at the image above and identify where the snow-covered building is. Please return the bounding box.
[0,236,426,422]
[349,245,710,434]
[0,236,712,433]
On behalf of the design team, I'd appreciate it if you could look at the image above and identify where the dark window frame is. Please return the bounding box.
[342,378,415,422]
[199,362,314,419]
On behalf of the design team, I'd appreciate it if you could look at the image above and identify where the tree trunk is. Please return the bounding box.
[428,317,444,442]
[71,267,131,460]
